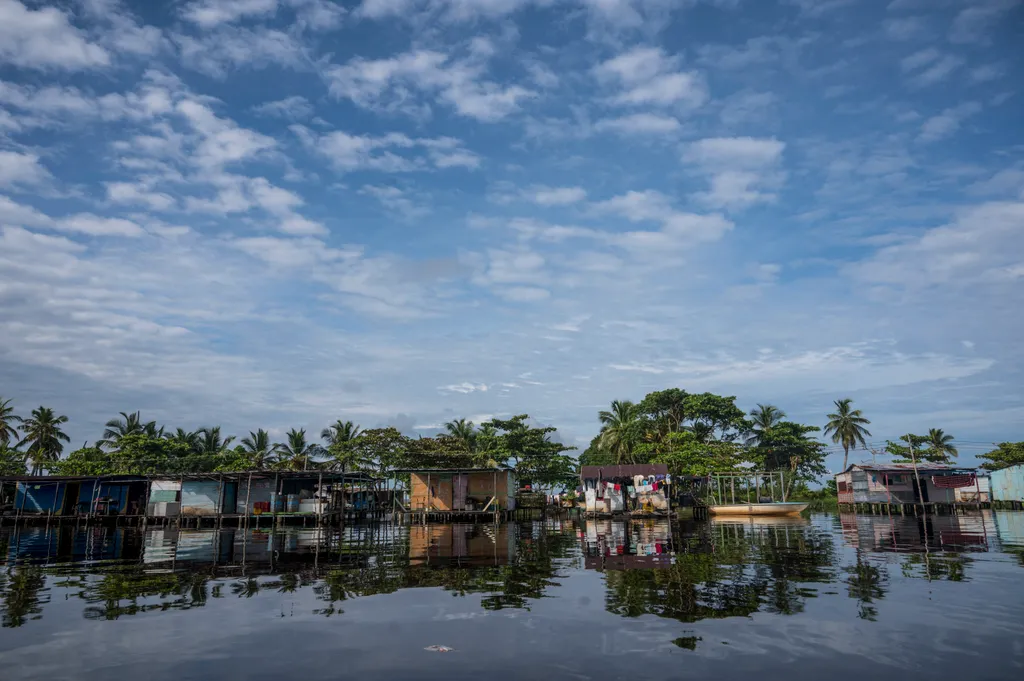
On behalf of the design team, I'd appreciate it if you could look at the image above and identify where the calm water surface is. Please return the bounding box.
[1,512,1023,680]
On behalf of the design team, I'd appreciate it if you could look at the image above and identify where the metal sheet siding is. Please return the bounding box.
[181,480,222,516]
[14,482,65,513]
[991,464,1024,502]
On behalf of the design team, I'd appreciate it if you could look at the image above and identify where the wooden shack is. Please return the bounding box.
[836,463,982,507]
[398,468,517,518]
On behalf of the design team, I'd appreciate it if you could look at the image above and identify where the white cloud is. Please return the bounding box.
[360,185,430,219]
[883,16,929,40]
[56,213,146,237]
[594,46,707,109]
[530,186,587,206]
[294,126,479,173]
[174,26,309,78]
[105,182,176,211]
[594,112,681,135]
[326,46,534,122]
[917,102,981,143]
[182,0,280,27]
[901,48,963,87]
[0,195,53,227]
[252,95,313,119]
[177,99,277,168]
[0,151,52,188]
[438,382,488,394]
[684,137,786,209]
[79,0,168,57]
[0,0,110,71]
[949,0,1019,44]
[591,190,735,246]
[846,200,1024,287]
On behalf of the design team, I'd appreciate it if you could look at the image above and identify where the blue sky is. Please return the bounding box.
[0,0,1022,470]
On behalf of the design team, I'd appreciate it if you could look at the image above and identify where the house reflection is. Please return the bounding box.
[839,511,992,553]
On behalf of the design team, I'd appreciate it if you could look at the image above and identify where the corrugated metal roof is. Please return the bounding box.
[845,463,976,473]
[580,464,669,479]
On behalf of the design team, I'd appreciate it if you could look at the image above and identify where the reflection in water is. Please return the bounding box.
[1,512,1024,679]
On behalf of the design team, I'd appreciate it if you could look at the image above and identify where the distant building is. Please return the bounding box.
[835,463,981,505]
[398,468,517,513]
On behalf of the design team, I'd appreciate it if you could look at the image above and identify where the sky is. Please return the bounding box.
[0,0,1022,471]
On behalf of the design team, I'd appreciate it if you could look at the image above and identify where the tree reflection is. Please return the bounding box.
[1,567,48,627]
[844,552,888,621]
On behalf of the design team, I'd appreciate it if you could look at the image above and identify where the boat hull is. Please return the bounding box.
[709,502,808,516]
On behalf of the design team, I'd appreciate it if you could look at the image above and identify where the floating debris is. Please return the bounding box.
[424,645,454,653]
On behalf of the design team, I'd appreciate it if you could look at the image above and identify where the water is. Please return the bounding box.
[1,512,1023,680]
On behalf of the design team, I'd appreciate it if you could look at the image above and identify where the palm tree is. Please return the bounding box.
[240,429,277,470]
[444,418,476,450]
[197,426,234,457]
[98,411,145,449]
[321,420,361,447]
[924,428,958,463]
[276,428,314,471]
[823,398,872,472]
[143,421,165,439]
[166,428,201,453]
[598,400,640,464]
[18,406,70,474]
[745,404,786,446]
[0,397,22,446]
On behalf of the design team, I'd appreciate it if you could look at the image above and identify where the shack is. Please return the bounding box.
[990,464,1024,508]
[835,463,982,506]
[580,464,670,515]
[396,468,517,519]
[7,475,149,517]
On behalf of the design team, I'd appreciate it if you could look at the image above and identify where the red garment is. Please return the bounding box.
[614,483,621,492]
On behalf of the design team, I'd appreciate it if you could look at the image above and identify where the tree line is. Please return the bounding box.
[2,393,1020,486]
[0,398,577,487]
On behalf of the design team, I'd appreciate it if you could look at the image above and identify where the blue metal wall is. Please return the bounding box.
[991,464,1024,502]
[14,482,65,513]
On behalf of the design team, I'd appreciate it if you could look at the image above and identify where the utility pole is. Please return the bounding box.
[908,434,923,504]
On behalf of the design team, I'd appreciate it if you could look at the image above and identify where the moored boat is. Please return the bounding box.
[708,502,808,516]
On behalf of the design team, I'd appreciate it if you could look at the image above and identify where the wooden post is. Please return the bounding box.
[730,477,735,505]
[242,472,253,531]
[316,470,324,528]
[177,475,184,526]
[339,464,346,525]
[780,471,787,503]
[755,474,760,502]
[216,474,225,528]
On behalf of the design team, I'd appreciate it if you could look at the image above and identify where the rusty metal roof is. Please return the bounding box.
[580,464,669,479]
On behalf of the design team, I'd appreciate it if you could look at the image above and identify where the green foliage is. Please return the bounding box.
[750,421,827,486]
[0,397,22,446]
[49,446,110,476]
[0,444,27,476]
[887,432,956,464]
[346,427,411,477]
[597,400,641,464]
[649,432,743,476]
[745,404,786,446]
[477,415,577,488]
[978,442,1024,471]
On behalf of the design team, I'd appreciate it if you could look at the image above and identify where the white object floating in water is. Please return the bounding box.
[424,645,454,653]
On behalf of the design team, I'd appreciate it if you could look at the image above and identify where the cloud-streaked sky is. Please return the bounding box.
[1,0,1022,469]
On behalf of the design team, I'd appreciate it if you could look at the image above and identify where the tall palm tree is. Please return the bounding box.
[18,406,70,475]
[240,429,277,470]
[0,397,22,446]
[321,420,362,447]
[197,426,234,457]
[143,421,166,439]
[745,404,786,446]
[276,428,314,471]
[166,428,201,453]
[598,400,640,464]
[924,428,958,463]
[98,411,145,449]
[444,418,476,449]
[823,398,872,472]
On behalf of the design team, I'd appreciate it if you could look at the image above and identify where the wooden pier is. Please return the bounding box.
[838,501,990,516]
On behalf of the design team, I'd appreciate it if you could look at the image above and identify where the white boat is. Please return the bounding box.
[708,502,808,516]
